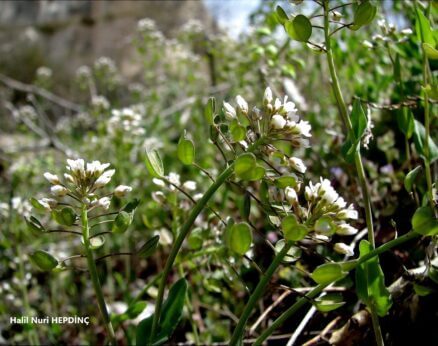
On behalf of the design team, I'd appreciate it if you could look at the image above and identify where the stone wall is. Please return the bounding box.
[0,0,215,81]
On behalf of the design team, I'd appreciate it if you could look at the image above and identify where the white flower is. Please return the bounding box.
[363,40,374,48]
[182,181,197,191]
[97,197,111,210]
[319,178,339,204]
[333,197,347,209]
[263,87,273,105]
[38,198,57,211]
[64,173,75,183]
[86,161,110,176]
[168,172,181,187]
[43,172,60,185]
[334,242,354,256]
[152,178,166,187]
[51,185,69,197]
[236,95,248,114]
[285,187,298,204]
[223,102,236,120]
[152,191,165,203]
[336,224,359,236]
[338,205,358,220]
[270,114,286,130]
[114,185,132,198]
[288,157,307,174]
[94,169,115,188]
[193,193,203,201]
[401,28,413,35]
[296,120,312,137]
[66,159,85,175]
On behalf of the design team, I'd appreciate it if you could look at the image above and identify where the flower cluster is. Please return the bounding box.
[363,19,413,48]
[283,177,359,256]
[108,107,145,137]
[222,87,311,149]
[39,159,132,211]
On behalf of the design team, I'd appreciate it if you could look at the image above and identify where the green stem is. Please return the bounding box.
[229,241,294,345]
[81,206,117,345]
[150,137,265,342]
[17,245,40,346]
[254,231,420,345]
[323,1,380,342]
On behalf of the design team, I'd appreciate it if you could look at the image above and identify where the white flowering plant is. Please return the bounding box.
[0,1,437,345]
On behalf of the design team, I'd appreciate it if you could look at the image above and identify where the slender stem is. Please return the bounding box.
[81,206,117,345]
[323,1,379,341]
[229,241,294,345]
[150,138,265,342]
[254,231,420,345]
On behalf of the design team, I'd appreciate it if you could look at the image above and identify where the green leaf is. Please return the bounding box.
[311,263,347,285]
[282,215,308,241]
[123,199,140,213]
[415,7,434,45]
[204,97,215,125]
[423,43,438,60]
[30,197,46,211]
[404,166,422,193]
[52,207,76,226]
[412,206,438,236]
[235,153,256,177]
[275,175,297,189]
[341,136,360,164]
[396,109,414,139]
[225,222,253,255]
[314,293,346,312]
[112,211,132,234]
[355,240,392,317]
[138,235,160,258]
[177,133,195,165]
[242,192,251,221]
[413,283,434,296]
[275,239,302,263]
[413,120,438,162]
[352,1,377,29]
[29,250,58,271]
[351,99,367,140]
[285,15,312,42]
[136,278,187,345]
[230,121,246,142]
[145,148,164,178]
[315,216,336,235]
[188,228,203,250]
[275,5,289,24]
[26,216,46,234]
[158,278,188,341]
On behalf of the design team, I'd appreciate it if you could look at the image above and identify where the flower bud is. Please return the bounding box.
[288,157,307,174]
[263,87,273,105]
[97,197,111,210]
[285,187,298,204]
[94,169,115,188]
[334,242,354,256]
[114,185,132,198]
[270,114,286,130]
[50,185,68,197]
[236,95,248,114]
[336,224,358,236]
[43,172,60,185]
[223,102,236,120]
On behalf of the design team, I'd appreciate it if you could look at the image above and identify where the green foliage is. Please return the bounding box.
[225,222,253,255]
[285,15,312,42]
[355,240,392,317]
[412,206,438,236]
[29,250,58,271]
[177,133,195,165]
[311,263,348,285]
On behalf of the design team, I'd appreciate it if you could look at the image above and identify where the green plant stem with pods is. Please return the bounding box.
[322,1,383,344]
[253,230,421,345]
[415,0,435,209]
[228,241,293,345]
[81,205,117,345]
[149,137,266,343]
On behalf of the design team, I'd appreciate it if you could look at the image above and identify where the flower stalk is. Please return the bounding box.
[81,205,117,345]
[323,1,380,343]
[253,231,420,345]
